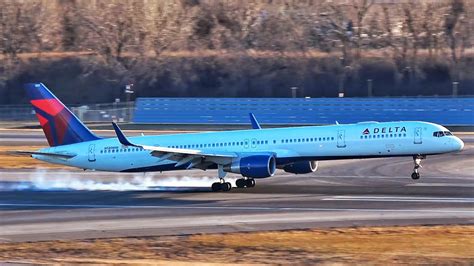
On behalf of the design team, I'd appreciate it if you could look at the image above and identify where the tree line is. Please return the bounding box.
[0,0,472,104]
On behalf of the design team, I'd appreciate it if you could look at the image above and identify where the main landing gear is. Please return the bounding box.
[211,179,232,192]
[211,164,232,192]
[411,155,425,180]
[211,178,256,192]
[210,165,256,192]
[236,178,256,188]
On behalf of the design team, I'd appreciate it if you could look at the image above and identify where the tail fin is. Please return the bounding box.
[25,83,100,147]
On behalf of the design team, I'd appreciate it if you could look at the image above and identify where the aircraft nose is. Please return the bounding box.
[453,137,464,151]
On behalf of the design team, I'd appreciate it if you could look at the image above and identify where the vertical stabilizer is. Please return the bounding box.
[25,83,100,147]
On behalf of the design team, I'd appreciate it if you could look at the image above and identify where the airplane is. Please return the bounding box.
[14,83,464,192]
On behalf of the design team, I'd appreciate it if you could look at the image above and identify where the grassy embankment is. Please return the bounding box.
[0,226,473,264]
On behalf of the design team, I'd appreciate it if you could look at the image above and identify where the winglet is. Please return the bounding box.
[112,122,137,147]
[249,113,262,129]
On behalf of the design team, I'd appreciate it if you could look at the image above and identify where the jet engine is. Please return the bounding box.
[224,154,276,178]
[283,161,318,174]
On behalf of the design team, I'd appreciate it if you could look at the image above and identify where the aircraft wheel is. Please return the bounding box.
[236,179,246,188]
[411,172,420,180]
[246,179,256,187]
[211,182,222,192]
[222,182,232,191]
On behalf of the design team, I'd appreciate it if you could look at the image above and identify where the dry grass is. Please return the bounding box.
[0,225,473,264]
[0,146,69,169]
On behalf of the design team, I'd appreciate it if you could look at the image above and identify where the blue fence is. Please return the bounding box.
[133,98,474,126]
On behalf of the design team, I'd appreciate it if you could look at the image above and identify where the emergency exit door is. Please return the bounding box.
[414,127,422,144]
[337,130,346,148]
[88,144,96,162]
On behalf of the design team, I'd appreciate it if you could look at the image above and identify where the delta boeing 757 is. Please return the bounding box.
[15,83,464,192]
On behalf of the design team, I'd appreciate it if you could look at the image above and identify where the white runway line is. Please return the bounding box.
[0,203,473,213]
[406,183,474,187]
[322,196,474,203]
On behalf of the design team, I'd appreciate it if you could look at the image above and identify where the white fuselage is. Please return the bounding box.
[34,121,464,174]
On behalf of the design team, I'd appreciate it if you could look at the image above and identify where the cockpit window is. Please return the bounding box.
[433,131,452,137]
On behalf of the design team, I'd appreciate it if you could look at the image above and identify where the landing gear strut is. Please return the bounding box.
[411,155,425,180]
[236,178,256,188]
[211,165,232,192]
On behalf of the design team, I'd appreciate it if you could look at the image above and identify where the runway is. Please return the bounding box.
[0,134,473,243]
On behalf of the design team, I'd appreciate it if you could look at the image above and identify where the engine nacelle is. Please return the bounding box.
[283,161,318,174]
[224,154,276,178]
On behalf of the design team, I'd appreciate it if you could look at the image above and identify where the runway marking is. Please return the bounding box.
[406,183,474,187]
[322,196,474,203]
[0,203,473,213]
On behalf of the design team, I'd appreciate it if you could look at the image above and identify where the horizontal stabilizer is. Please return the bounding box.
[9,151,76,159]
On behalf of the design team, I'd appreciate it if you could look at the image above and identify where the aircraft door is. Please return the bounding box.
[251,138,257,148]
[337,130,346,148]
[88,144,96,162]
[414,127,422,144]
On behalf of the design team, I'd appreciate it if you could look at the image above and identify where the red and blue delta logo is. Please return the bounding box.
[363,128,370,135]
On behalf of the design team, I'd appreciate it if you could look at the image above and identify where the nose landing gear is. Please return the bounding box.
[411,155,425,180]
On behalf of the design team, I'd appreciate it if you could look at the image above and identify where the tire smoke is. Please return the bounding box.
[0,169,235,191]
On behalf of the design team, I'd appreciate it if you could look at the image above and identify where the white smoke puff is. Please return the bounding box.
[7,169,238,191]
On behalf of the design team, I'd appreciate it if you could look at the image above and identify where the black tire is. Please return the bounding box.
[246,179,256,187]
[211,182,222,192]
[236,179,246,188]
[223,182,232,191]
[411,172,420,180]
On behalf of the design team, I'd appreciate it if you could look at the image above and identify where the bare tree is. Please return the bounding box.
[352,0,374,58]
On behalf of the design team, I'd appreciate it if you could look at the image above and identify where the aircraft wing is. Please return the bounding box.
[249,113,262,129]
[112,123,237,169]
